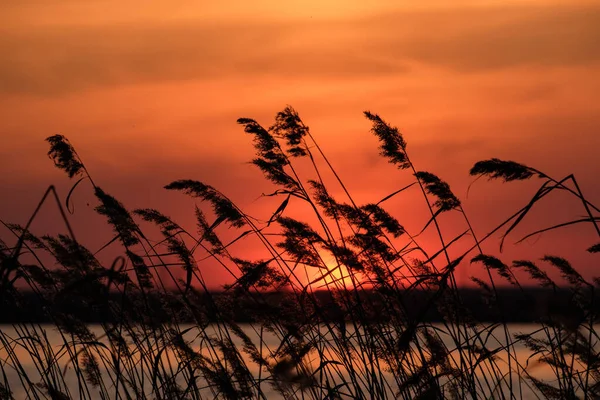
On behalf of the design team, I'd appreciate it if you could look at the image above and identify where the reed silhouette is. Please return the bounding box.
[1,106,599,399]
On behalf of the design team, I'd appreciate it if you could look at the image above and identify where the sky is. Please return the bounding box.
[1,0,600,288]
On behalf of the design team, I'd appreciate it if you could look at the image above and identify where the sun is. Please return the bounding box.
[306,255,357,290]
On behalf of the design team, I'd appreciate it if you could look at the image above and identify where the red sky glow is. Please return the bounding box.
[1,0,600,288]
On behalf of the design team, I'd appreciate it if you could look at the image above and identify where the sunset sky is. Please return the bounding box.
[1,0,599,288]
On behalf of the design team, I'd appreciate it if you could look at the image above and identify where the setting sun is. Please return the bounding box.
[307,256,357,290]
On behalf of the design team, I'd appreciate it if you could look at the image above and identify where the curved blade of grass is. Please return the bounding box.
[516,217,600,245]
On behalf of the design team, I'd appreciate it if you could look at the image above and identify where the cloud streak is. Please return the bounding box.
[1,4,599,95]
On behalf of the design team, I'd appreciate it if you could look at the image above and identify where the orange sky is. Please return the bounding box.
[1,0,600,288]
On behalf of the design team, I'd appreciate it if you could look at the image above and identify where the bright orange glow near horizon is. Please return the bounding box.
[1,0,600,288]
[308,255,357,291]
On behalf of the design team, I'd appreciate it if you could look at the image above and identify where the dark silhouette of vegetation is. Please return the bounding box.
[1,106,599,399]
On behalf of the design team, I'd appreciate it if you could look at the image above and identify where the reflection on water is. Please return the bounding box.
[0,323,584,399]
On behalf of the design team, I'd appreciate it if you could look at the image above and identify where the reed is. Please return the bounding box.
[1,106,598,399]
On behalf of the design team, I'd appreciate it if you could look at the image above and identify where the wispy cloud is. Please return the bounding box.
[1,4,598,95]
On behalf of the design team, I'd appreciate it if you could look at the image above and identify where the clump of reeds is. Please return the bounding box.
[0,106,598,399]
